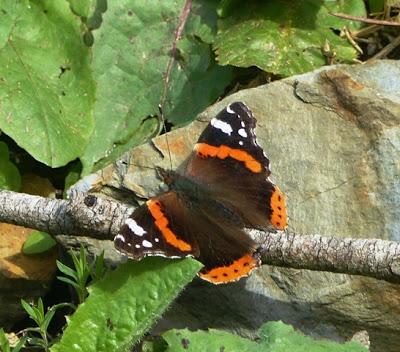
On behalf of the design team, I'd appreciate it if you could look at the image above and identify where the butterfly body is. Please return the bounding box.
[157,167,244,226]
[115,102,287,284]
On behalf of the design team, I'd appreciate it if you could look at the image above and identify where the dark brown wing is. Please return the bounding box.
[115,191,199,260]
[184,101,287,230]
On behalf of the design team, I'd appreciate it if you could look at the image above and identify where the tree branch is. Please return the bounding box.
[0,190,131,241]
[1,190,400,284]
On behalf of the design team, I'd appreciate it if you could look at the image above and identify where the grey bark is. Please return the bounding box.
[1,189,400,284]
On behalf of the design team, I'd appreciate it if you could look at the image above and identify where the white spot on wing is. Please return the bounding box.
[135,244,140,249]
[226,105,235,114]
[126,218,146,236]
[211,118,233,135]
[238,128,248,138]
[142,240,153,248]
[239,141,244,146]
[155,238,160,242]
[115,234,125,243]
[241,121,245,127]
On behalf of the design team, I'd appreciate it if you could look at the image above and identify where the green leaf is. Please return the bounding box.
[42,310,56,333]
[164,36,234,126]
[90,251,107,283]
[22,231,57,255]
[0,0,95,167]
[0,328,11,352]
[162,321,368,352]
[20,299,37,321]
[56,261,79,281]
[259,321,368,352]
[56,276,81,290]
[163,328,259,352]
[80,0,233,174]
[214,0,366,76]
[51,258,202,352]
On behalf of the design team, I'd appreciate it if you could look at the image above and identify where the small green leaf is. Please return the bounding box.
[22,231,57,255]
[42,310,56,332]
[36,298,45,321]
[20,299,36,320]
[51,258,202,352]
[90,251,107,283]
[56,276,81,290]
[56,261,79,281]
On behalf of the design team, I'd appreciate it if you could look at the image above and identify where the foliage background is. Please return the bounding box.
[1,0,396,351]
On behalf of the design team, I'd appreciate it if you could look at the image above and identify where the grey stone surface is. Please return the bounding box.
[63,60,400,352]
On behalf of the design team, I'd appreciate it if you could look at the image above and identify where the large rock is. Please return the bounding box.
[66,60,400,352]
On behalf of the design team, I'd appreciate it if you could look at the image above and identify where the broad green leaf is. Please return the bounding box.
[259,321,368,352]
[163,328,259,352]
[51,258,202,352]
[214,0,366,76]
[81,0,233,174]
[162,321,368,352]
[0,142,20,191]
[22,231,56,255]
[0,0,95,167]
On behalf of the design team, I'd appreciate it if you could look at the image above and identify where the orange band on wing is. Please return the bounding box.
[146,200,192,252]
[194,143,262,173]
[199,254,260,284]
[270,186,288,230]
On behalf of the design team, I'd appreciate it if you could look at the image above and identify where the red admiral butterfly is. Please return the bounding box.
[114,102,287,284]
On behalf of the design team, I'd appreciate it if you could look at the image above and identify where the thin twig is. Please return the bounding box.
[351,24,382,38]
[159,0,192,169]
[369,33,400,59]
[331,12,400,26]
[342,27,363,54]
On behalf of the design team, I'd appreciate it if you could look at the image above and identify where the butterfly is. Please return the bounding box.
[114,102,287,284]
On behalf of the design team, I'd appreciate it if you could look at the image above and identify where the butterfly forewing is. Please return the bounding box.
[185,102,288,230]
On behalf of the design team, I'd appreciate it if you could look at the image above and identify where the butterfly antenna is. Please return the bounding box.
[158,104,173,170]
